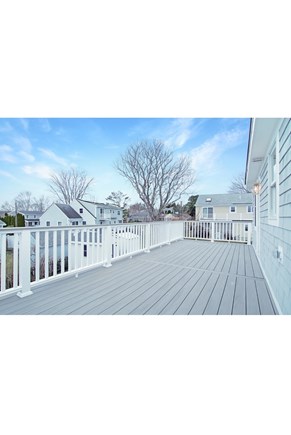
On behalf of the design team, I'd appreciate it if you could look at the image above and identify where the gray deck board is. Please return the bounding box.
[0,240,277,315]
[246,278,260,315]
[218,275,237,315]
[203,273,229,315]
[232,276,246,314]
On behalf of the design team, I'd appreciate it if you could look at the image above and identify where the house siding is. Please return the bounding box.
[257,118,291,313]
[196,205,253,221]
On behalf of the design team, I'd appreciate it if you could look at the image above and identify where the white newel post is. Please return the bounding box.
[103,226,112,268]
[211,222,214,242]
[17,230,33,298]
[144,223,151,253]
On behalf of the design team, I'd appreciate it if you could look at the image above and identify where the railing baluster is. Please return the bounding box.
[35,231,40,281]
[53,230,57,276]
[1,233,6,292]
[44,230,49,279]
[13,233,19,288]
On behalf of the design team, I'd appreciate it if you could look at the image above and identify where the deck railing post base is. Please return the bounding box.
[17,290,33,298]
[103,263,112,268]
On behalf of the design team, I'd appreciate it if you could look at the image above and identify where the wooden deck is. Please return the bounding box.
[0,240,277,315]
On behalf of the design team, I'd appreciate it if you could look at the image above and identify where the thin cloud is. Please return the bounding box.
[38,147,67,166]
[190,128,246,174]
[0,145,17,163]
[0,121,13,133]
[19,118,29,131]
[0,169,17,180]
[39,118,52,132]
[18,150,35,162]
[164,118,194,149]
[14,135,33,152]
[22,164,53,179]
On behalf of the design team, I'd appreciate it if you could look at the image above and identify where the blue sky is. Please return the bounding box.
[0,118,250,206]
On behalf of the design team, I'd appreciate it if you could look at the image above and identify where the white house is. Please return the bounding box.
[196,193,254,221]
[70,199,123,225]
[19,210,43,226]
[245,117,291,314]
[39,203,83,227]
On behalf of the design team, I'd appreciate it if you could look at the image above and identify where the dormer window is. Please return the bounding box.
[79,208,83,214]
[206,198,212,202]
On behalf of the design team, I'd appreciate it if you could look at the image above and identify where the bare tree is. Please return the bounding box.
[228,173,251,194]
[115,139,195,220]
[31,195,52,212]
[105,191,130,208]
[48,168,94,204]
[15,191,33,210]
[0,201,14,212]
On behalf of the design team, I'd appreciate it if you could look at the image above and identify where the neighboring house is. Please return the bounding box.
[39,203,83,227]
[70,199,123,225]
[0,219,7,228]
[245,117,291,314]
[196,193,254,221]
[18,210,43,226]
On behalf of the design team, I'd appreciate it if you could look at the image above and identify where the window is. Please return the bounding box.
[245,224,249,232]
[247,205,253,213]
[117,211,120,215]
[206,198,212,202]
[84,244,87,257]
[100,208,103,214]
[28,222,32,226]
[34,215,36,218]
[46,221,50,226]
[202,207,213,219]
[79,208,83,214]
[230,206,236,213]
[26,215,29,218]
[58,222,62,226]
[83,221,86,225]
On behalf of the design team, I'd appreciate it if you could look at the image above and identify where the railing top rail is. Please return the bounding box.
[0,220,185,234]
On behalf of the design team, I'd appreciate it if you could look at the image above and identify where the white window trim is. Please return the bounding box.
[246,205,253,213]
[202,207,213,219]
[229,206,236,213]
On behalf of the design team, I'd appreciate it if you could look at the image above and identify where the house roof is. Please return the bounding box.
[55,204,82,219]
[196,193,253,207]
[19,211,43,217]
[78,199,122,210]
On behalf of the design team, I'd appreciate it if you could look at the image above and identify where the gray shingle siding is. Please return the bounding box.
[256,118,291,313]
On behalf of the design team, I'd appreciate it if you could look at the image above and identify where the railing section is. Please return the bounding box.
[0,221,184,297]
[184,220,252,244]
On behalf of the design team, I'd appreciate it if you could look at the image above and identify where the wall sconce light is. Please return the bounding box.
[252,182,261,195]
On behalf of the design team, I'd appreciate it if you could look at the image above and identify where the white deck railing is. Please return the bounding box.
[0,220,252,298]
[184,220,252,244]
[0,221,184,298]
